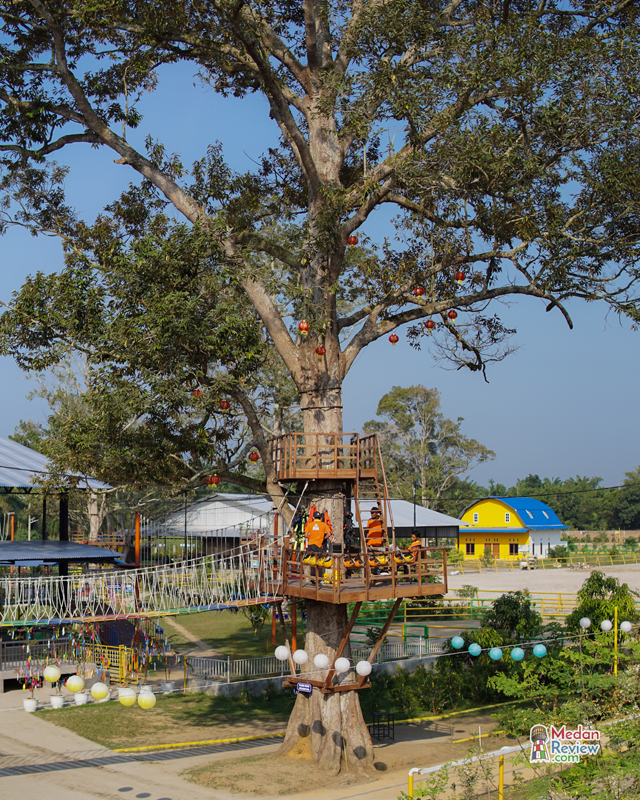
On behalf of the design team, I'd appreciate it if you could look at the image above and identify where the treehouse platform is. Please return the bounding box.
[275,546,447,604]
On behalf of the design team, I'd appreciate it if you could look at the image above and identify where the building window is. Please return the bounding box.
[543,511,549,519]
[532,543,535,555]
[509,543,518,556]
[466,543,475,556]
[473,513,479,523]
[505,513,510,523]
[526,510,533,519]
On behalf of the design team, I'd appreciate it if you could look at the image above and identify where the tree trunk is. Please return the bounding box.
[278,600,375,774]
[278,382,376,775]
[87,492,107,542]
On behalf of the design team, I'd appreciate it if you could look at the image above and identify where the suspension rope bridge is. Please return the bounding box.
[0,540,283,625]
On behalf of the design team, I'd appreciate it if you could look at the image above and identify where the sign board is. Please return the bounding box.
[519,545,530,554]
[296,682,313,694]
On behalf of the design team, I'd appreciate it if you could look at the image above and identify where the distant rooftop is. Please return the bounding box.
[0,436,110,492]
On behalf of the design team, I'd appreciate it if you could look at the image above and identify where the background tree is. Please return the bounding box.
[1,0,640,775]
[481,591,543,641]
[363,385,494,510]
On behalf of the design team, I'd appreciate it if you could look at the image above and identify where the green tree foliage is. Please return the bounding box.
[481,591,543,641]
[565,571,639,632]
[363,385,494,510]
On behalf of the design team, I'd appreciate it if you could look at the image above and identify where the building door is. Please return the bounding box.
[492,543,500,557]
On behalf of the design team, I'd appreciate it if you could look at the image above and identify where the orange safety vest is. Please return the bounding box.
[408,539,421,560]
[366,517,384,547]
[307,520,331,549]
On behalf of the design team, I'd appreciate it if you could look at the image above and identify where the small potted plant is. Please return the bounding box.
[18,662,40,712]
[44,664,64,708]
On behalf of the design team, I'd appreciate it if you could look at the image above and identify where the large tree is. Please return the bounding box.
[1,0,640,775]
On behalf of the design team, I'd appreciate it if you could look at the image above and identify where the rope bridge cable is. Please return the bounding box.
[0,538,284,626]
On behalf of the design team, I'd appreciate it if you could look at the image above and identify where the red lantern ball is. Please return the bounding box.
[249,451,260,463]
[455,271,466,285]
[298,320,310,335]
[219,399,231,412]
[347,235,358,246]
[413,286,425,297]
[206,474,221,486]
[191,389,201,398]
[389,333,399,345]
[447,310,458,321]
[315,345,326,360]
[424,319,436,332]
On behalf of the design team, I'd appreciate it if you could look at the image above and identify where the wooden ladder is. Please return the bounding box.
[354,435,396,555]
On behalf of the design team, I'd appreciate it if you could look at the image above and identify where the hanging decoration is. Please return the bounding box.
[447,310,458,322]
[455,271,466,285]
[191,389,201,397]
[315,345,326,360]
[219,399,231,412]
[248,452,260,463]
[298,320,310,335]
[413,286,425,297]
[389,333,399,346]
[424,319,435,333]
[347,235,358,246]
[206,474,221,486]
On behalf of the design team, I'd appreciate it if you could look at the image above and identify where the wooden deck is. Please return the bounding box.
[277,546,448,604]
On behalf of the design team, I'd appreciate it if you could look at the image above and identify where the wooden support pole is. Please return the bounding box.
[272,606,277,646]
[358,597,402,687]
[324,601,362,689]
[276,600,297,678]
[291,599,297,652]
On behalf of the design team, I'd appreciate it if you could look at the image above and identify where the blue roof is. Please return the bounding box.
[491,497,568,530]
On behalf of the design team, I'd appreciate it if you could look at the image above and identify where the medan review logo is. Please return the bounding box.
[529,725,601,764]
[530,725,549,762]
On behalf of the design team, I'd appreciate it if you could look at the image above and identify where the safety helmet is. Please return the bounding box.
[319,556,333,568]
[344,558,354,568]
[393,554,405,564]
[368,557,379,567]
[377,555,389,566]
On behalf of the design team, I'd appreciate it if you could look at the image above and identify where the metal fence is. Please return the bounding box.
[188,638,444,683]
[0,637,74,671]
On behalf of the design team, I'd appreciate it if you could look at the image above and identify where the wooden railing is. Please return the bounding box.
[280,545,448,604]
[269,432,379,480]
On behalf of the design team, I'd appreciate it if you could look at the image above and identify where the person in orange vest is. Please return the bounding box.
[366,506,384,550]
[407,531,422,562]
[304,511,332,562]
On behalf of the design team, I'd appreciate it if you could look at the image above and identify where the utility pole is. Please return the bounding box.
[27,515,38,541]
[413,482,418,529]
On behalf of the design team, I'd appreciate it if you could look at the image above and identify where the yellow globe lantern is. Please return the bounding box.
[65,674,85,693]
[43,665,61,683]
[90,682,109,700]
[118,687,136,707]
[137,691,157,710]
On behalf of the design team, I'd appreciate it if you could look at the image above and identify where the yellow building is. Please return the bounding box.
[458,497,567,560]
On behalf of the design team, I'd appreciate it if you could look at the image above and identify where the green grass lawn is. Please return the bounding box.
[36,691,295,750]
[161,610,306,658]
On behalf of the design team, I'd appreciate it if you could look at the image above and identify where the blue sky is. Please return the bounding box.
[1,63,638,489]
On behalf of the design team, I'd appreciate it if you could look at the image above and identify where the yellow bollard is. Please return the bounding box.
[498,755,505,799]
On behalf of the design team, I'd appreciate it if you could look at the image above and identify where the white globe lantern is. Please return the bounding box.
[91,682,109,700]
[600,620,613,632]
[334,657,350,674]
[275,646,290,662]
[355,661,372,677]
[313,654,330,669]
[118,687,136,707]
[138,691,157,710]
[43,665,61,683]
[621,621,633,633]
[293,650,308,665]
[579,617,591,629]
[65,674,85,693]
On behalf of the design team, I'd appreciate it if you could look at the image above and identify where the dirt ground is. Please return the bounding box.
[446,563,640,595]
[183,711,516,797]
